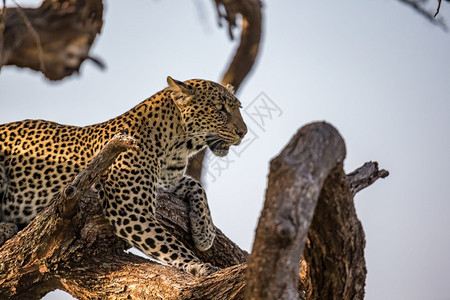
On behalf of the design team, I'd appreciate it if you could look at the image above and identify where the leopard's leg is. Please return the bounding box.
[0,162,8,206]
[0,164,18,246]
[101,165,218,276]
[167,175,215,251]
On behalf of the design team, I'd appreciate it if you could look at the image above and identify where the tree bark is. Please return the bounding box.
[0,122,388,299]
[0,0,104,80]
[246,122,346,299]
[244,122,390,300]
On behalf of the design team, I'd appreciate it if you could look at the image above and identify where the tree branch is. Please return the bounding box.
[246,122,390,299]
[0,0,104,80]
[346,161,389,197]
[302,166,366,299]
[435,0,442,17]
[246,122,346,299]
[215,0,263,91]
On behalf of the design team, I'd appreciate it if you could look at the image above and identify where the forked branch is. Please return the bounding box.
[246,122,388,300]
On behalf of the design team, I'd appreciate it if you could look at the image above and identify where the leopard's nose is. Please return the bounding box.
[235,128,246,138]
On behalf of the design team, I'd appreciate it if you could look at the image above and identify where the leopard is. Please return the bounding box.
[0,76,247,276]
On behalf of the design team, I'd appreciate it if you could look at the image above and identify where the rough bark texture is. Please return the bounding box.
[246,122,346,299]
[0,122,388,299]
[302,166,366,299]
[0,0,103,80]
[346,162,389,197]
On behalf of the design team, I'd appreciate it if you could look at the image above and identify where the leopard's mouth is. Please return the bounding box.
[206,135,232,157]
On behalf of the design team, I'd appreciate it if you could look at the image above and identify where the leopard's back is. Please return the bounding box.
[0,119,109,224]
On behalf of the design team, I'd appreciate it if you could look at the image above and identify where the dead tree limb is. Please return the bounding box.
[0,122,387,299]
[246,122,388,299]
[0,0,104,80]
[302,166,366,299]
[347,161,389,197]
[246,122,346,299]
[435,0,443,17]
[214,0,263,91]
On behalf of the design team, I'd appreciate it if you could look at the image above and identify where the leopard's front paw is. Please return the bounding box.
[190,210,216,251]
[186,262,220,277]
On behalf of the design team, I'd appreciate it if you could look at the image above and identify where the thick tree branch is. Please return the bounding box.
[302,167,366,299]
[246,122,346,299]
[246,122,389,299]
[0,0,104,80]
[156,191,249,268]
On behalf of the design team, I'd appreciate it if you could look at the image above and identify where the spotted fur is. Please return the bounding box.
[0,77,247,276]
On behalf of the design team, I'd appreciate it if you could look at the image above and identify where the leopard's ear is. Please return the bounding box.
[167,76,192,96]
[167,76,193,109]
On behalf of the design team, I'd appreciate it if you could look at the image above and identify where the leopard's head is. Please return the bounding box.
[168,76,247,157]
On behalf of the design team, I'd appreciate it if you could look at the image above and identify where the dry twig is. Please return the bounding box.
[398,0,447,31]
[434,0,442,17]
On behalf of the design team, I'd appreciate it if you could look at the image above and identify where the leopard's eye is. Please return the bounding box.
[215,104,224,111]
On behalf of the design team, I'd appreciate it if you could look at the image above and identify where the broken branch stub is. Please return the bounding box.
[346,161,389,196]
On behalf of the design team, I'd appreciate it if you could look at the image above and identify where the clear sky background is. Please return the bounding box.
[1,1,450,299]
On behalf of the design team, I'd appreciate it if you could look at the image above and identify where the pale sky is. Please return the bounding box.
[1,1,450,299]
